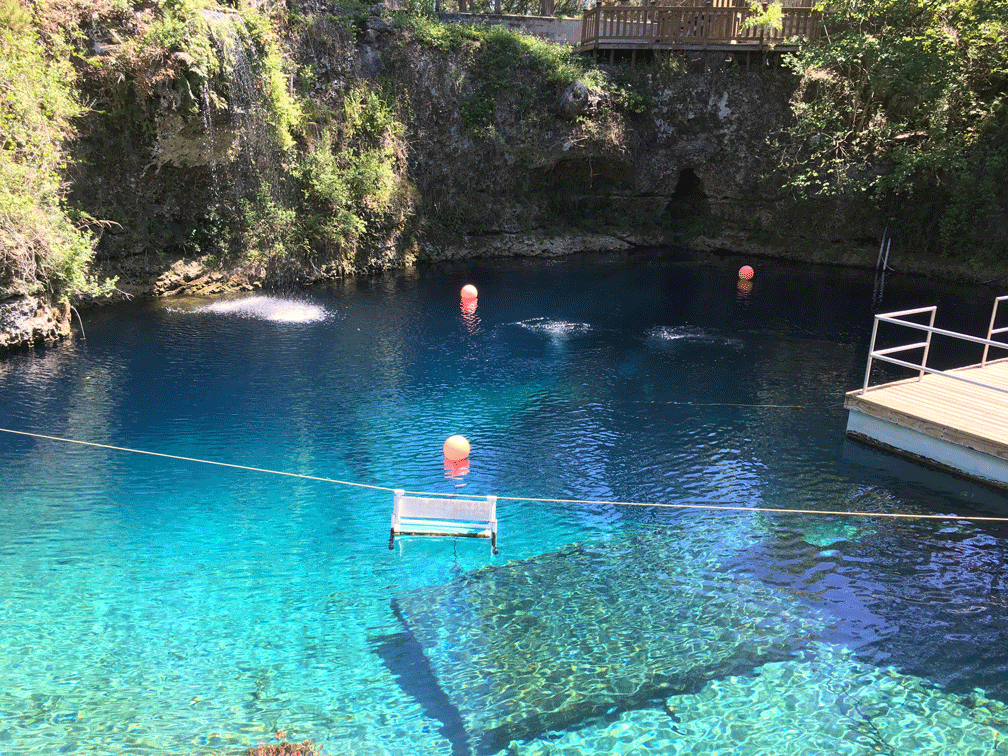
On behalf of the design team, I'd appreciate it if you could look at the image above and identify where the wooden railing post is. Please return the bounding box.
[580,3,823,49]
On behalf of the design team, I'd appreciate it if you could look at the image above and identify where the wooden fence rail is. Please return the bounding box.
[579,4,822,50]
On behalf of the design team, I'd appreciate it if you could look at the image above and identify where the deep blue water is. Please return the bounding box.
[2,249,1008,755]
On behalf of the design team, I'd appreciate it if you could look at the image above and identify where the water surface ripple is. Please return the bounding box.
[1,253,1007,755]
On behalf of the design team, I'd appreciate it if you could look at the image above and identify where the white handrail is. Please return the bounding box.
[860,300,1008,394]
[874,315,1007,350]
[983,295,1008,366]
[872,341,930,358]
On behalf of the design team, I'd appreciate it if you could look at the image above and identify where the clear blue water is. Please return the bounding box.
[2,250,1008,755]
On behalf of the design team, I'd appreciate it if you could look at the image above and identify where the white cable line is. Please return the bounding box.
[0,427,392,491]
[3,427,1007,522]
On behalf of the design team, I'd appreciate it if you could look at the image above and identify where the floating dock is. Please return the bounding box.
[844,299,1008,491]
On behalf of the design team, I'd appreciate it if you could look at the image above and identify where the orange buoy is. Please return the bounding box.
[460,284,478,303]
[738,265,754,280]
[443,435,470,462]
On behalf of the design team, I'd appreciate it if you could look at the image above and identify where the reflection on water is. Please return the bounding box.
[1,252,1007,755]
[460,300,481,337]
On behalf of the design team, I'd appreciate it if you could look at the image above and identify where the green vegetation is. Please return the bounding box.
[236,4,302,149]
[780,0,1008,257]
[89,0,301,145]
[399,13,652,126]
[4,0,667,299]
[14,0,1004,306]
[290,84,412,264]
[399,11,581,80]
[741,1,783,34]
[399,0,585,18]
[0,6,111,301]
[399,9,595,123]
[392,11,658,237]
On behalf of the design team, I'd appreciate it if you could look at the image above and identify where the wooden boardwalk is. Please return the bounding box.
[576,0,822,58]
[845,360,1008,465]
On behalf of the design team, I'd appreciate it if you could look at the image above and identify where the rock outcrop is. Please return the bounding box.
[560,80,599,120]
[150,258,261,298]
[0,297,72,350]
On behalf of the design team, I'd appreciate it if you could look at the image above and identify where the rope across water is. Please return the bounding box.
[3,426,1007,523]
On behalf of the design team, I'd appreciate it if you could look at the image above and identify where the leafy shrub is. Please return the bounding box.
[779,0,1008,257]
[0,26,110,300]
[343,85,400,144]
[741,0,783,33]
[241,182,302,263]
[292,81,412,262]
[0,0,31,34]
[460,94,494,128]
[239,6,303,149]
[396,13,484,52]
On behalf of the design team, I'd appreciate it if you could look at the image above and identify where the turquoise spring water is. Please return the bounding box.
[2,250,1008,755]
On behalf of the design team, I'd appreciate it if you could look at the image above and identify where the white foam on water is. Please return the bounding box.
[200,296,330,323]
[647,325,742,349]
[514,317,592,338]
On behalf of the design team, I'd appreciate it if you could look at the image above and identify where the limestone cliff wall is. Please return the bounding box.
[69,12,879,292]
[380,36,877,265]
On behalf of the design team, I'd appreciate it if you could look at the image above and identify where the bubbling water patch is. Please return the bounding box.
[200,296,330,324]
[647,325,743,350]
[512,318,592,339]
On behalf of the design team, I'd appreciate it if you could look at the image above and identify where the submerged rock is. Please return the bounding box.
[393,526,827,754]
[500,643,1008,754]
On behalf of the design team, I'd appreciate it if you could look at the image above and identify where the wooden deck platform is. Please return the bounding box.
[575,1,822,58]
[845,359,1008,490]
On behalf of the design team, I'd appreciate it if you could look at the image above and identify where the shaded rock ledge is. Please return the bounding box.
[0,297,72,351]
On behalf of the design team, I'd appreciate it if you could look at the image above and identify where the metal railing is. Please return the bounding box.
[983,295,1008,367]
[859,297,1008,395]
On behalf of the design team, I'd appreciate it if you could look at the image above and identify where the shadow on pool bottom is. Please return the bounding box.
[371,530,827,754]
[372,594,808,755]
[371,599,473,756]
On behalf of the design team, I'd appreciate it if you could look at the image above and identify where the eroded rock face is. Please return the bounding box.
[0,296,72,351]
[419,229,654,261]
[151,258,262,297]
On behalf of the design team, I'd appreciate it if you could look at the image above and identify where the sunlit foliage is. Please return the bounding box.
[780,0,1008,256]
[0,19,109,299]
